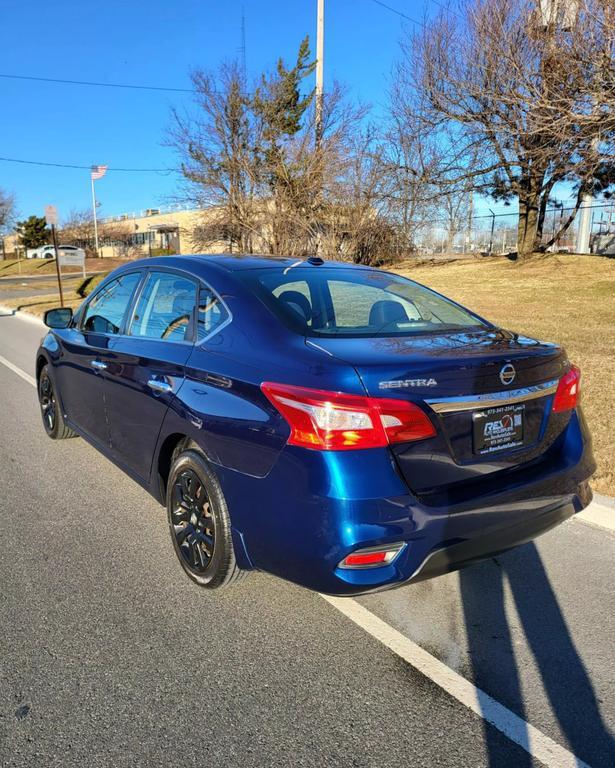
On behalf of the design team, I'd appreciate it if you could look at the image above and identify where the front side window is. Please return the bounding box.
[82,272,142,335]
[240,267,487,338]
[129,271,197,341]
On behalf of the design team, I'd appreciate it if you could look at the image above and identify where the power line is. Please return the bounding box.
[0,73,194,94]
[427,0,463,20]
[366,0,423,24]
[0,156,178,173]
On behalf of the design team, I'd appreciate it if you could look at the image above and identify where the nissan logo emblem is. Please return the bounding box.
[500,363,516,386]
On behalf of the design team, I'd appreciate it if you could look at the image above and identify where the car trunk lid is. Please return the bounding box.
[309,329,568,494]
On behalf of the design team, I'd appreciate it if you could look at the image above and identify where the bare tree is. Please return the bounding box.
[60,209,134,256]
[169,60,263,254]
[394,0,615,258]
[440,187,470,252]
[378,121,435,254]
[0,188,16,234]
[169,40,379,261]
[60,209,96,246]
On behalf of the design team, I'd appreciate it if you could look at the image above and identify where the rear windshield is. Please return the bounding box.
[239,266,488,338]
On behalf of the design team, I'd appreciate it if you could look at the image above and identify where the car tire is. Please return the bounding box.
[166,447,247,589]
[38,364,77,439]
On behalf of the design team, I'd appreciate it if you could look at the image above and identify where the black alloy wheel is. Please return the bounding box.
[170,468,216,573]
[39,371,56,433]
[166,447,247,589]
[38,364,76,440]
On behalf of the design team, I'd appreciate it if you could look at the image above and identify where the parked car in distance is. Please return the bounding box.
[36,255,595,595]
[27,244,86,260]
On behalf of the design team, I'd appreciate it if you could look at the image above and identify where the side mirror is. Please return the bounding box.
[44,307,73,329]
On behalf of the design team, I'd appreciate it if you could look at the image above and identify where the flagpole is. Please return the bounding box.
[91,174,100,256]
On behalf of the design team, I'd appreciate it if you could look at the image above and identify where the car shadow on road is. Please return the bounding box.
[459,541,614,768]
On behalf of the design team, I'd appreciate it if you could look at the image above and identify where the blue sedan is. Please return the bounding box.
[36,255,595,595]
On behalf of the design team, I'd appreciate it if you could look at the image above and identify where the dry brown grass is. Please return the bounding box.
[394,254,615,497]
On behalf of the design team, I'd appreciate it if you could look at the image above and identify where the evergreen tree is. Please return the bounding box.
[251,36,317,253]
[15,215,49,250]
[252,36,316,150]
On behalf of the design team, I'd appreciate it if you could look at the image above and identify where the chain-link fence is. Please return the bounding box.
[411,202,615,258]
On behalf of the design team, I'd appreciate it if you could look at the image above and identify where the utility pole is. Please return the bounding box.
[315,0,324,145]
[239,6,247,82]
[91,175,100,256]
[488,209,496,255]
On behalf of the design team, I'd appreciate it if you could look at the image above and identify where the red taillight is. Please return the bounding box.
[339,543,406,569]
[552,365,581,413]
[261,382,436,451]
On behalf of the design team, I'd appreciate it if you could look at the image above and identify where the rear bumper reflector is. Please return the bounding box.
[338,542,406,569]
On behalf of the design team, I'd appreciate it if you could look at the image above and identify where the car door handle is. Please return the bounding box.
[91,360,108,371]
[204,373,232,389]
[147,378,173,394]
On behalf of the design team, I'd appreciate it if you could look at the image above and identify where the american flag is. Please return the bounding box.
[91,165,108,180]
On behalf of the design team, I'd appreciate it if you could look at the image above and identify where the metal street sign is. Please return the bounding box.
[44,205,58,226]
[58,250,85,267]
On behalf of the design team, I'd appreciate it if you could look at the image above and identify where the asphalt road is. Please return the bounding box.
[0,310,613,768]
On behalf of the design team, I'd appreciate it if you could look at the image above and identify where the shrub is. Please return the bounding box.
[77,272,108,297]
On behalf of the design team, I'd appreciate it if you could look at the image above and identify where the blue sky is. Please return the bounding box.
[1,0,437,221]
[0,1,584,226]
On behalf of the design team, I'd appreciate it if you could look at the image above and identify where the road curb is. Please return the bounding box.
[593,491,615,509]
[575,497,615,533]
[0,303,45,327]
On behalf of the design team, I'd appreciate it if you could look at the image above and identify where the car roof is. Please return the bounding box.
[110,254,370,282]
[179,254,360,272]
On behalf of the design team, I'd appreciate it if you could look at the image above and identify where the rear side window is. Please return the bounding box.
[129,271,197,342]
[82,272,142,335]
[197,286,229,341]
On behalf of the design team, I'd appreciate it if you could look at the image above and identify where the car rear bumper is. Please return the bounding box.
[219,409,595,596]
[320,480,593,596]
[402,481,591,584]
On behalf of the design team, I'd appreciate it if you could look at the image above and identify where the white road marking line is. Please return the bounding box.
[0,353,36,388]
[321,595,591,768]
[0,345,606,766]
